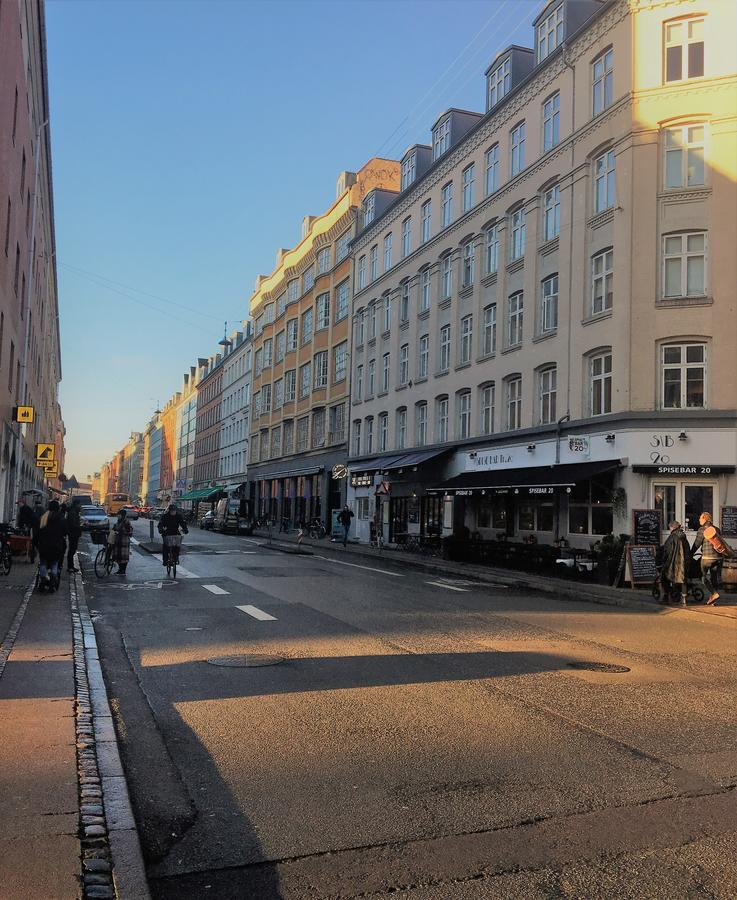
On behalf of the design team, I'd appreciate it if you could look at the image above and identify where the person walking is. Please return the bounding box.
[112,508,133,575]
[337,504,354,548]
[17,497,36,532]
[659,520,690,605]
[66,498,82,572]
[157,503,188,569]
[691,512,729,605]
[56,503,69,577]
[37,500,67,593]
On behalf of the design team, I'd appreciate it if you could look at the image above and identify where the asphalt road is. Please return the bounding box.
[81,520,737,899]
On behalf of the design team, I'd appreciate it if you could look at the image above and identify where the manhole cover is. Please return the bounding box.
[566,661,631,673]
[207,654,285,667]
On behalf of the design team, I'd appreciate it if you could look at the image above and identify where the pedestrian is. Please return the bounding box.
[66,498,82,572]
[16,497,36,533]
[691,512,731,605]
[57,503,68,576]
[112,508,133,575]
[659,520,690,605]
[337,504,354,548]
[37,499,67,593]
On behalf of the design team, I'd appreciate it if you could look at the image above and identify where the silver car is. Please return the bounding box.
[80,506,109,531]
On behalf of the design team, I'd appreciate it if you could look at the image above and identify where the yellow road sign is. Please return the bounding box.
[14,406,34,423]
[36,443,55,462]
[43,461,59,478]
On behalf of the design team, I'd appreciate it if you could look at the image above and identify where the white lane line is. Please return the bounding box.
[312,555,405,577]
[150,553,200,578]
[426,580,469,592]
[202,584,230,595]
[236,605,277,621]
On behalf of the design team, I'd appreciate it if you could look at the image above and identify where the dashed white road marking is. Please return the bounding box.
[426,580,469,592]
[202,584,230,595]
[236,604,277,621]
[150,553,200,578]
[311,555,405,577]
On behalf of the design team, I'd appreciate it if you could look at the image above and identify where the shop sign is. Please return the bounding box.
[332,463,348,479]
[567,436,590,458]
[632,464,735,475]
[465,450,516,471]
[350,473,372,487]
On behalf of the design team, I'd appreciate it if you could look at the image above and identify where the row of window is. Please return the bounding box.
[222,348,252,387]
[250,404,346,463]
[253,342,348,417]
[221,417,249,449]
[219,450,247,478]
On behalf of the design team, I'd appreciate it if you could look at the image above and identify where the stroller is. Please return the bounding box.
[652,553,705,604]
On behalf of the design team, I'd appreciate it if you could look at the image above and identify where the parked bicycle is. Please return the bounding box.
[92,528,117,578]
[0,524,15,575]
[307,518,327,540]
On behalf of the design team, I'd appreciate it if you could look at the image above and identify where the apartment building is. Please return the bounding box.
[191,353,224,501]
[0,0,64,514]
[172,366,200,505]
[247,158,400,527]
[348,0,737,547]
[218,323,252,500]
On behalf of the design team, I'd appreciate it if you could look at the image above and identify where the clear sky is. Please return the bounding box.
[47,0,541,479]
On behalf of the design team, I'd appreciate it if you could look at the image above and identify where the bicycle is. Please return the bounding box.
[162,534,182,579]
[91,528,117,578]
[307,519,327,540]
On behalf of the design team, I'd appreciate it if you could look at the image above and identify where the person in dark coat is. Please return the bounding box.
[659,520,690,605]
[37,500,67,593]
[17,498,36,533]
[337,505,354,547]
[66,499,82,572]
[690,512,724,605]
[157,503,188,568]
[112,509,133,575]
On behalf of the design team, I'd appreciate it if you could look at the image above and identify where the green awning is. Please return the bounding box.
[177,487,218,501]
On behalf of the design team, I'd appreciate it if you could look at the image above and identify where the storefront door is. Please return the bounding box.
[654,482,716,540]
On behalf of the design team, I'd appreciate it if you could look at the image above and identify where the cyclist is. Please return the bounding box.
[158,503,189,568]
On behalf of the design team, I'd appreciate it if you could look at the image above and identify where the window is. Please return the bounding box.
[300,362,311,398]
[301,308,313,344]
[416,403,427,446]
[334,341,348,382]
[665,18,704,83]
[485,224,500,274]
[399,344,409,385]
[335,279,349,321]
[271,426,281,459]
[381,353,390,393]
[399,280,409,322]
[382,294,391,333]
[365,417,374,453]
[543,92,560,152]
[483,304,497,355]
[592,49,613,116]
[664,232,706,298]
[286,318,298,351]
[276,330,285,362]
[253,390,261,419]
[510,122,525,176]
[263,338,273,367]
[433,117,451,160]
[367,359,376,396]
[383,232,393,271]
[481,384,495,434]
[363,195,375,228]
[336,230,351,262]
[460,315,473,364]
[436,398,449,442]
[352,420,362,456]
[355,310,365,346]
[254,348,262,376]
[315,293,330,329]
[538,3,563,61]
[312,409,326,448]
[543,185,560,241]
[368,303,377,340]
[330,403,345,443]
[665,125,705,188]
[462,240,475,287]
[506,377,522,430]
[288,279,299,302]
[397,408,407,449]
[485,144,500,196]
[511,208,526,260]
[274,379,283,408]
[541,275,558,333]
[439,324,451,372]
[401,153,416,190]
[487,58,510,109]
[441,254,453,298]
[401,217,411,258]
[441,183,453,228]
[284,369,296,401]
[508,292,523,346]
[421,200,431,243]
[265,301,275,323]
[538,367,557,424]
[297,417,309,452]
[370,245,378,282]
[314,351,328,388]
[355,364,363,399]
[420,268,431,312]
[357,255,366,290]
[262,384,272,413]
[594,149,615,212]
[282,420,293,454]
[456,392,471,439]
[317,246,331,274]
[375,412,387,451]
[418,334,429,378]
[662,343,705,408]
[592,249,614,314]
[590,352,612,415]
[569,475,614,536]
[462,164,475,212]
[303,266,314,293]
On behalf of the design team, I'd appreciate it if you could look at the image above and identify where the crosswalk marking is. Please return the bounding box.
[202,584,229,595]
[236,605,277,621]
[425,580,469,592]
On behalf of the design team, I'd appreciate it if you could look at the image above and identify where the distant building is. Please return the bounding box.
[218,323,252,499]
[192,353,224,503]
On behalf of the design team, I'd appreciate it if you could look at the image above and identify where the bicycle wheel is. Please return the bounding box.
[94,548,107,578]
[172,558,177,579]
[0,546,12,575]
[106,551,116,576]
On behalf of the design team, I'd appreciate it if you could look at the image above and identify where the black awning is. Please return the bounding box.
[383,447,450,470]
[348,454,406,473]
[428,460,621,496]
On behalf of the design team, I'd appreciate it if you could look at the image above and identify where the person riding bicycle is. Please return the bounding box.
[158,503,189,567]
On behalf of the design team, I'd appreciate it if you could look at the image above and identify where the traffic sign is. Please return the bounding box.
[36,443,55,462]
[43,461,59,478]
[13,406,34,423]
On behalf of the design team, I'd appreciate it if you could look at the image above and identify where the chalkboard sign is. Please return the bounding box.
[632,509,661,546]
[626,544,658,586]
[721,506,737,537]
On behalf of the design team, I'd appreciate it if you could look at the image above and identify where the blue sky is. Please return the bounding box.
[47,0,541,478]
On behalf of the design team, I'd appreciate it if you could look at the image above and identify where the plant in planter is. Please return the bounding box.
[592,532,630,585]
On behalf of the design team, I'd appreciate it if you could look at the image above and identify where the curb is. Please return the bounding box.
[71,558,151,900]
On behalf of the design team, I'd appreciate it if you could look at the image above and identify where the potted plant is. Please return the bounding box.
[592,533,629,585]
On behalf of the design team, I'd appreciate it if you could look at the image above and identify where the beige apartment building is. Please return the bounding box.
[348,0,737,550]
[247,158,400,528]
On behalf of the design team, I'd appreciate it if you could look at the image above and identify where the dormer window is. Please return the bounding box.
[487,58,510,109]
[537,4,563,62]
[401,153,416,190]
[432,118,451,161]
[363,194,375,228]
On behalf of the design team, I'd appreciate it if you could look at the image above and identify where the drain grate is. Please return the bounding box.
[567,661,631,673]
[207,654,285,668]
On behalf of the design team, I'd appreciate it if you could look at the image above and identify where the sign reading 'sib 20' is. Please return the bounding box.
[632,464,736,475]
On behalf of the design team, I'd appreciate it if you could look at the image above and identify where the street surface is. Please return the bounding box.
[80,520,737,899]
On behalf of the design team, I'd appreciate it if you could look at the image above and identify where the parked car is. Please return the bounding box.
[199,510,216,530]
[120,505,139,520]
[214,498,253,535]
[150,507,167,520]
[80,506,109,531]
